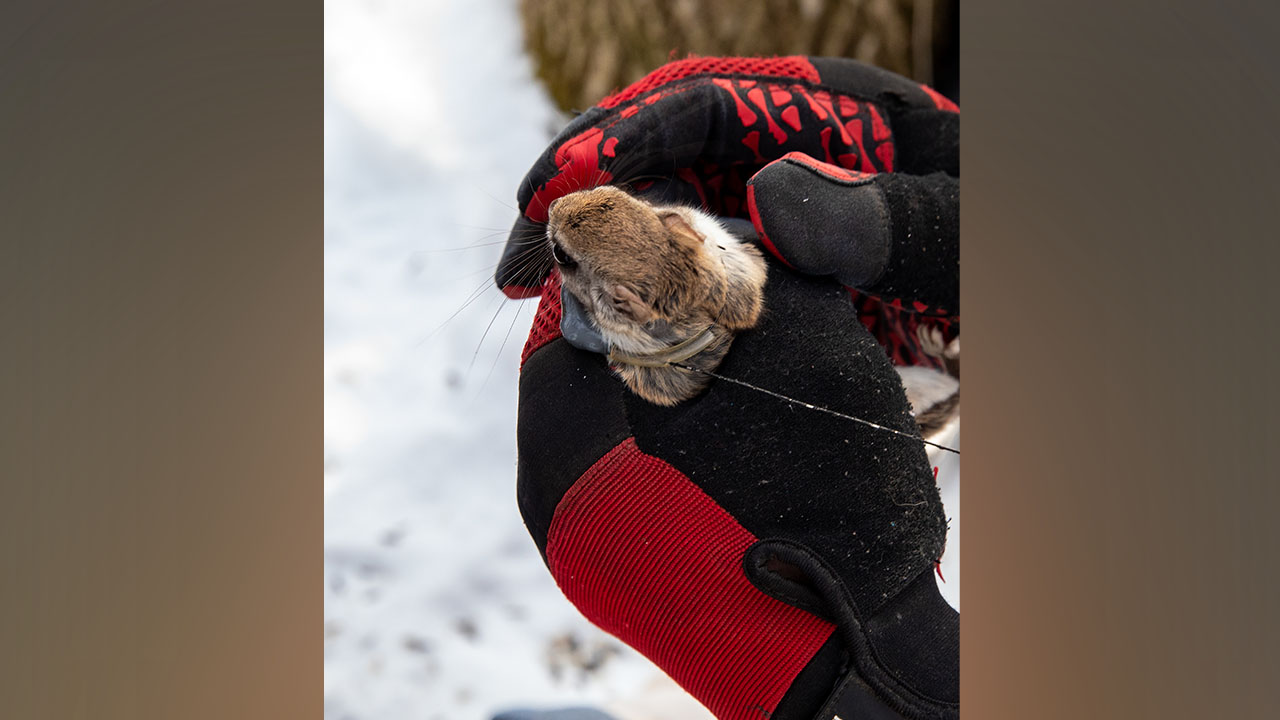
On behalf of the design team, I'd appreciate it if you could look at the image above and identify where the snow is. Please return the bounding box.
[324,1,668,718]
[324,2,958,717]
[930,421,961,610]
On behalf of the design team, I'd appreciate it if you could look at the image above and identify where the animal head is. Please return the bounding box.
[545,186,763,334]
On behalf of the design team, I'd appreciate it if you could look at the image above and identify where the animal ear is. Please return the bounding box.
[661,212,704,249]
[609,284,656,323]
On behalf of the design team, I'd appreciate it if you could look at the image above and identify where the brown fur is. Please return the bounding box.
[547,187,961,437]
[913,390,959,436]
[546,186,767,406]
[904,325,960,438]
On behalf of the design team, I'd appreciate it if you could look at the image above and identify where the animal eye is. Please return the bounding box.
[551,241,577,269]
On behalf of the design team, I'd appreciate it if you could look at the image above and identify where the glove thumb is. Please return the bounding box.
[746,152,893,289]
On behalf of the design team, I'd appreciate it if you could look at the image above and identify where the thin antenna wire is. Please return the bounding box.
[672,362,960,455]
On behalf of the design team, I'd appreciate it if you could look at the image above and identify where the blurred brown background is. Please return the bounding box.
[521,0,958,111]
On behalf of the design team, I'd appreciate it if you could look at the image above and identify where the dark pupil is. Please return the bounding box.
[551,242,577,269]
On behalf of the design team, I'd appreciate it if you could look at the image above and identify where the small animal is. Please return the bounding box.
[545,186,768,406]
[545,185,961,440]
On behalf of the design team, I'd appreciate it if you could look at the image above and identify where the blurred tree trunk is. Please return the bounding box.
[520,0,958,113]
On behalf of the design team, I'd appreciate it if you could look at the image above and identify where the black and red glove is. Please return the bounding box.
[497,54,959,366]
[497,57,959,720]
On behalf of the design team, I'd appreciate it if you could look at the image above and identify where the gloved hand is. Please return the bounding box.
[496,54,959,365]
[498,56,959,720]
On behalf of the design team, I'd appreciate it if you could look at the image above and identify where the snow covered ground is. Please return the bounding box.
[324,2,957,718]
[324,1,672,718]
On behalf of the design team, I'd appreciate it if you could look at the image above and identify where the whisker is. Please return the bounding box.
[501,240,554,294]
[498,238,551,278]
[414,272,510,347]
[478,292,530,396]
[468,181,520,214]
[459,241,549,285]
[410,238,523,255]
[524,172,551,220]
[451,223,521,234]
[468,288,513,372]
